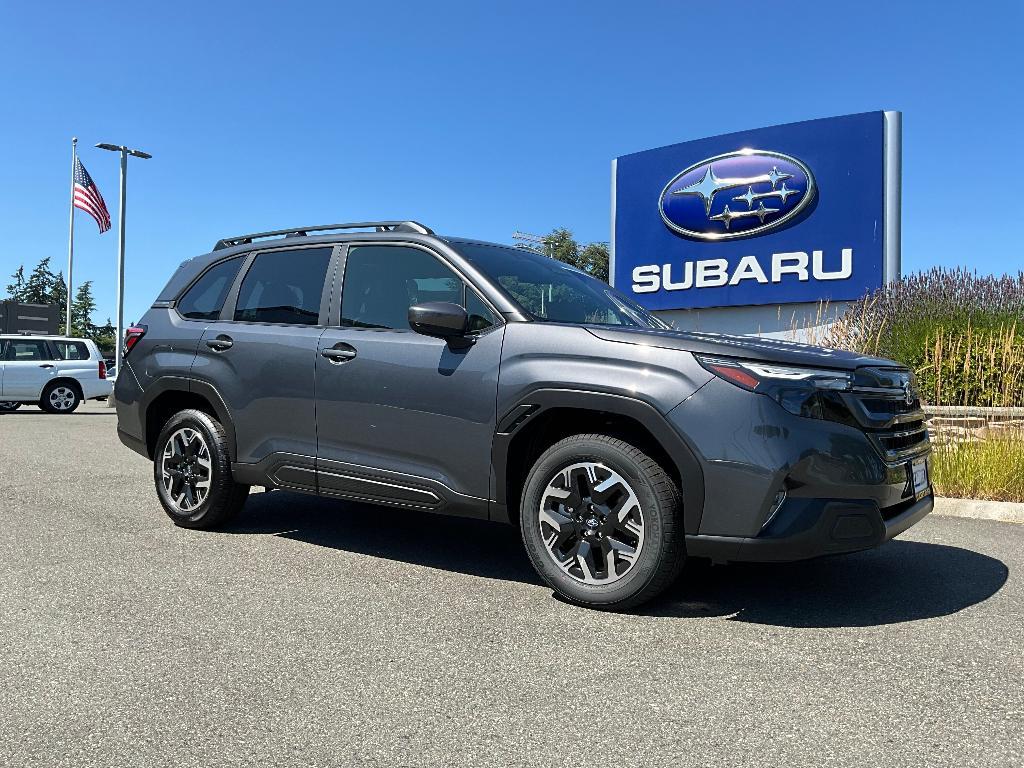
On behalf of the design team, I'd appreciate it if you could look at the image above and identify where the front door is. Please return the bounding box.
[1,338,57,399]
[189,245,337,478]
[315,243,504,517]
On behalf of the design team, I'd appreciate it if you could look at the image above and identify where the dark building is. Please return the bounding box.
[0,300,61,335]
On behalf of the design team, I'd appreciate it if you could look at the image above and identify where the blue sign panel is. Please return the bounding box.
[612,112,895,310]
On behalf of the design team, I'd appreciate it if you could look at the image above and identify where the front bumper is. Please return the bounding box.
[667,375,933,559]
[685,492,933,563]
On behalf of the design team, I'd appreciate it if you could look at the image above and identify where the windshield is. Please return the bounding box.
[455,243,669,329]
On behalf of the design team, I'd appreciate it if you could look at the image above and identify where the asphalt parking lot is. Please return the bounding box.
[1,401,1021,767]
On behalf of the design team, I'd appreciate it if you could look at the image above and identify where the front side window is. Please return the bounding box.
[54,341,90,360]
[4,339,52,361]
[178,257,244,320]
[340,246,462,330]
[234,247,333,325]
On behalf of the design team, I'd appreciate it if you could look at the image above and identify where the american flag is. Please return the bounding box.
[73,156,111,233]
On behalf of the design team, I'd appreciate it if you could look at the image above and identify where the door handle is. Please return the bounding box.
[39,364,55,368]
[205,335,234,352]
[321,344,357,363]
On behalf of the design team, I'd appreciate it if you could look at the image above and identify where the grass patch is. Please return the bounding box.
[930,434,1024,502]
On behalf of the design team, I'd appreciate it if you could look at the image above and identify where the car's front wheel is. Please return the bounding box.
[153,409,249,529]
[519,433,685,611]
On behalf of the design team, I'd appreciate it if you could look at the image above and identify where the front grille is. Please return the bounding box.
[841,368,931,464]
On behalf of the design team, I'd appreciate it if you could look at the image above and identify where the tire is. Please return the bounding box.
[39,382,81,414]
[153,409,249,529]
[519,434,685,611]
[0,402,21,412]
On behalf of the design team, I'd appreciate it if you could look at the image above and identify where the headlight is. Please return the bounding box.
[696,355,856,422]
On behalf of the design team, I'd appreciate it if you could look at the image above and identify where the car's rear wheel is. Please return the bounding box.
[39,382,81,414]
[0,401,21,412]
[154,409,249,529]
[520,434,685,611]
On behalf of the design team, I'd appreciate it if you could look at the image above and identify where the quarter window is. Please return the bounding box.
[466,289,497,332]
[340,246,462,330]
[53,341,90,360]
[178,257,244,320]
[234,248,333,325]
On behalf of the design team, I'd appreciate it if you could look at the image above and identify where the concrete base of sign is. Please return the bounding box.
[653,300,852,341]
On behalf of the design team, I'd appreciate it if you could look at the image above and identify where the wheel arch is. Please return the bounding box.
[491,389,705,533]
[141,377,236,461]
[44,377,84,400]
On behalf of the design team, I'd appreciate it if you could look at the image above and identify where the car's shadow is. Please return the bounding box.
[230,490,539,585]
[228,491,1009,628]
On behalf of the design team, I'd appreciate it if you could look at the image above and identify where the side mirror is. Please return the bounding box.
[408,301,469,339]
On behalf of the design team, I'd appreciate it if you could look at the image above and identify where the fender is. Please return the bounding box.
[137,375,237,461]
[490,388,706,533]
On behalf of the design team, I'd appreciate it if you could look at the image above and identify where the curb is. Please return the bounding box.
[932,497,1024,525]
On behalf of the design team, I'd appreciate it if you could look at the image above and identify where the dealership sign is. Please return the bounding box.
[611,111,901,310]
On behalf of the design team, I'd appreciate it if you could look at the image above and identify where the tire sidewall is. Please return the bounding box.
[154,410,228,526]
[520,437,673,608]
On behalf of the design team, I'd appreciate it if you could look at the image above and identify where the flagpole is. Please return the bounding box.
[65,137,77,336]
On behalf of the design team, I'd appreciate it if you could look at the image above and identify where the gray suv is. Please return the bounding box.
[114,221,933,609]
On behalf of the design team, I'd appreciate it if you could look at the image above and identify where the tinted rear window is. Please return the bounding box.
[234,247,333,325]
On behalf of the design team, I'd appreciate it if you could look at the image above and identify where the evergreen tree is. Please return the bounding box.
[5,266,26,300]
[22,257,59,304]
[70,281,97,337]
[52,270,68,317]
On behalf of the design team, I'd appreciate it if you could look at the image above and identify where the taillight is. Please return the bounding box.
[123,325,147,356]
[99,360,106,380]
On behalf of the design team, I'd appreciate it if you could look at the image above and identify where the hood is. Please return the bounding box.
[585,326,901,372]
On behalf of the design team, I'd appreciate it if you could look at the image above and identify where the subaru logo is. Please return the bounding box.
[900,376,915,406]
[659,150,815,241]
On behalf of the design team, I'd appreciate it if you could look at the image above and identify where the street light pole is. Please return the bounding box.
[95,143,151,379]
[115,149,128,379]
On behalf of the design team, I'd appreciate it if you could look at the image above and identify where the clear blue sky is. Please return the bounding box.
[1,1,1020,324]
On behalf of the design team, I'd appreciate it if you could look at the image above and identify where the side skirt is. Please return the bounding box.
[231,453,490,520]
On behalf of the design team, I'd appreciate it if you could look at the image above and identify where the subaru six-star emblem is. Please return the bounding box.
[659,150,815,241]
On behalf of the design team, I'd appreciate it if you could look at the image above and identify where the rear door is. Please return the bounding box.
[190,245,338,477]
[314,243,504,515]
[52,339,96,394]
[1,338,57,399]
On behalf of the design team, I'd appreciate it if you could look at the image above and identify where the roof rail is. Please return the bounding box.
[212,221,434,251]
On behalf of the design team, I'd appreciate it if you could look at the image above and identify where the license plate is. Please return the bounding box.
[911,457,929,498]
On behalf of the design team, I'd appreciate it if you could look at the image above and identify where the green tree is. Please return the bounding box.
[20,258,67,306]
[531,228,610,283]
[579,242,610,283]
[70,281,97,338]
[92,318,117,356]
[52,270,68,316]
[22,257,58,303]
[5,265,27,300]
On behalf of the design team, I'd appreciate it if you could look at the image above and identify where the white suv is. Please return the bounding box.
[0,335,113,414]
